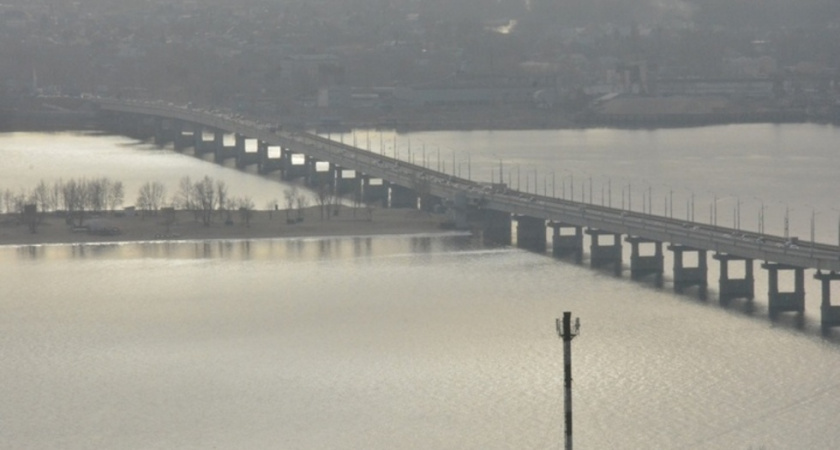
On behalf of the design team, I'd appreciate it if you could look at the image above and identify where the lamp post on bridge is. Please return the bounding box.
[753,197,765,235]
[556,312,580,450]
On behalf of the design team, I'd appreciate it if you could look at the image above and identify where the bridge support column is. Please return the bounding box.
[173,121,195,151]
[282,149,307,180]
[421,195,443,213]
[550,222,583,263]
[153,118,176,146]
[515,215,546,252]
[762,263,805,319]
[815,271,840,333]
[333,167,357,196]
[306,157,331,188]
[389,185,418,209]
[260,145,284,173]
[481,209,511,246]
[237,138,261,169]
[586,229,622,275]
[215,133,237,164]
[669,245,708,299]
[626,236,663,286]
[712,254,754,306]
[362,177,387,207]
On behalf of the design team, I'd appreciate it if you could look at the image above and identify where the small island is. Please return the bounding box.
[0,206,451,247]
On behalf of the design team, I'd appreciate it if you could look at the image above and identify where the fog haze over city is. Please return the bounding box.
[1,0,839,130]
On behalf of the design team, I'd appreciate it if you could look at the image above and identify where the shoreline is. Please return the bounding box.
[0,207,457,248]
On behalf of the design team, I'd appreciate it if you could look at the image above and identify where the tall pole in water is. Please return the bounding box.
[556,312,580,450]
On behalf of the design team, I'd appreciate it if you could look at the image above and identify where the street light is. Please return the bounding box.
[556,312,580,450]
[753,197,765,234]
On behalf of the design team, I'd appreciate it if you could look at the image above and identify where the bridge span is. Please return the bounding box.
[95,99,840,331]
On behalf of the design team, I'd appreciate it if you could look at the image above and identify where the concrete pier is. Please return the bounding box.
[712,254,754,306]
[481,209,512,245]
[389,184,418,209]
[550,222,583,263]
[362,177,388,207]
[626,236,663,286]
[762,263,805,319]
[193,126,215,157]
[153,118,177,146]
[814,271,840,332]
[282,150,308,180]
[173,122,196,151]
[586,229,622,275]
[237,138,261,169]
[669,245,708,298]
[260,144,284,173]
[515,215,547,252]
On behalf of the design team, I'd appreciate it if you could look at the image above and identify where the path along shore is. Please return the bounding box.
[0,207,452,247]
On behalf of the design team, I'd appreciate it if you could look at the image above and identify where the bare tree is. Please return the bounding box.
[88,177,109,213]
[136,181,167,217]
[194,175,216,226]
[108,180,124,212]
[295,192,308,222]
[266,198,278,220]
[62,178,89,226]
[175,176,200,222]
[237,196,255,227]
[31,180,51,215]
[216,179,228,220]
[22,203,39,234]
[2,189,14,214]
[283,187,297,223]
[316,181,331,220]
[50,181,61,213]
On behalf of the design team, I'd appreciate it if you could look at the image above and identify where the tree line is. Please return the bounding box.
[1,175,323,233]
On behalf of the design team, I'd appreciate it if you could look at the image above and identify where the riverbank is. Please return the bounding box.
[0,207,453,247]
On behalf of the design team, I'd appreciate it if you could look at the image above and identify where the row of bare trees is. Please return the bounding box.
[1,178,125,226]
[3,175,355,232]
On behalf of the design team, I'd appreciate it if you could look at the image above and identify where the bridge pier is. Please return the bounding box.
[669,245,708,298]
[236,138,261,169]
[282,150,308,180]
[174,121,196,151]
[306,157,332,188]
[362,177,388,207]
[214,132,238,163]
[334,167,358,196]
[481,209,511,245]
[260,144,284,173]
[626,236,663,286]
[712,254,754,306]
[550,222,583,263]
[515,215,546,252]
[193,125,213,157]
[814,271,840,333]
[420,194,443,213]
[762,263,805,319]
[389,184,418,209]
[153,118,177,146]
[586,229,622,275]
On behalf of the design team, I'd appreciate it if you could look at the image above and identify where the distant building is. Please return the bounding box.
[654,78,776,99]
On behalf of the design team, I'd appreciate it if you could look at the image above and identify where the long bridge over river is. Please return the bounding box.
[95,99,840,332]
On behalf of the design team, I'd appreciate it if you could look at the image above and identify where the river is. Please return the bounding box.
[2,125,840,449]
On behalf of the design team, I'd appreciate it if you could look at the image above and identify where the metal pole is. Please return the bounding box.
[556,312,580,450]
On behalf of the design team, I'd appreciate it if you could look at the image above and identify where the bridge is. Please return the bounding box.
[95,98,840,332]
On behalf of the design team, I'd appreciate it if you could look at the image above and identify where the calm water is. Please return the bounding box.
[2,127,840,449]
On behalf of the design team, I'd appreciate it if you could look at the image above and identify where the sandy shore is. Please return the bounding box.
[0,207,454,247]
